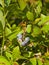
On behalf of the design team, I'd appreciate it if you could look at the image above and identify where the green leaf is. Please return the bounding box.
[5,27,12,36]
[11,24,16,30]
[0,10,5,29]
[25,62,32,65]
[44,60,49,65]
[8,32,18,41]
[26,11,34,21]
[7,27,21,41]
[37,58,43,65]
[32,26,40,36]
[38,15,49,26]
[26,24,32,33]
[41,24,49,33]
[0,56,11,65]
[5,0,11,6]
[0,0,4,7]
[18,0,26,11]
[30,57,36,65]
[36,1,42,15]
[11,0,17,2]
[12,46,21,60]
[0,21,3,35]
[5,52,13,61]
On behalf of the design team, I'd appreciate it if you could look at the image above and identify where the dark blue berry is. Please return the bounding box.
[21,41,26,46]
[21,37,30,46]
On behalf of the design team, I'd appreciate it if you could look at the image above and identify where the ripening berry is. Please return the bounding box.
[4,45,7,50]
[17,38,22,43]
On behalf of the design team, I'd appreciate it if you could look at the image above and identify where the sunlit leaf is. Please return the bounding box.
[0,56,11,65]
[30,57,36,65]
[34,18,41,24]
[12,46,21,60]
[35,1,42,15]
[38,15,49,26]
[26,24,32,33]
[41,24,49,33]
[26,11,34,21]
[5,27,12,36]
[5,52,13,61]
[32,26,41,36]
[18,0,26,11]
[7,27,21,41]
[37,58,43,65]
[0,0,4,7]
[0,10,5,29]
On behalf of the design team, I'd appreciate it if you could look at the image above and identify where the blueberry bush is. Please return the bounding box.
[0,0,49,65]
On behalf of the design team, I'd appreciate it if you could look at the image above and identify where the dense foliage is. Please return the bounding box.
[0,0,49,65]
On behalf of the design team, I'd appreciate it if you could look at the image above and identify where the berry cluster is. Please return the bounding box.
[17,33,30,46]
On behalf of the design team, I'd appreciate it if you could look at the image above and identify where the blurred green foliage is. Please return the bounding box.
[0,0,49,65]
